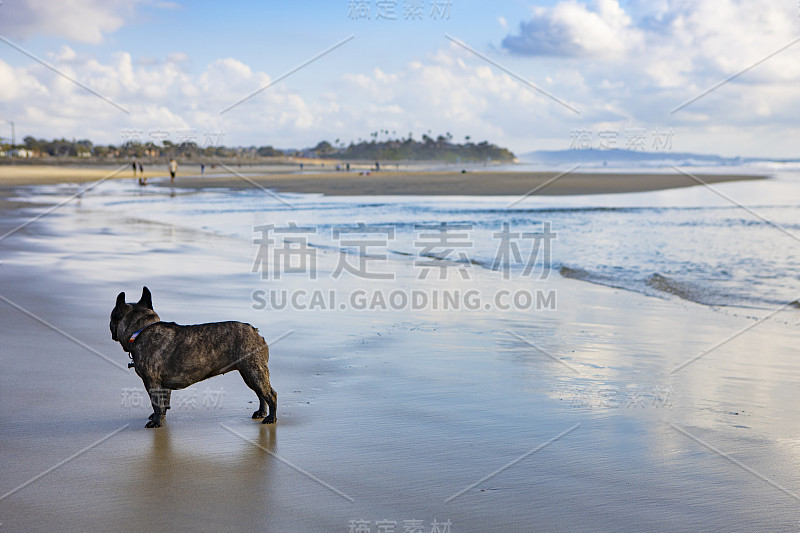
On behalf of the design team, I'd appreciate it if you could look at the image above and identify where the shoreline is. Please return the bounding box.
[1,178,800,532]
[0,164,767,195]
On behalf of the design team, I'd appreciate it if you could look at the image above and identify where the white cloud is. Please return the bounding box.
[0,38,589,152]
[0,0,145,44]
[0,59,46,102]
[496,0,800,156]
[664,0,800,84]
[3,0,800,159]
[0,44,342,148]
[503,0,643,58]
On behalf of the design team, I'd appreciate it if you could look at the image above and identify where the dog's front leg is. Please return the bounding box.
[145,386,170,428]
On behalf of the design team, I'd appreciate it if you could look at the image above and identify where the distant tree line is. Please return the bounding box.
[12,137,263,159]
[17,137,95,157]
[314,133,516,162]
[4,133,515,162]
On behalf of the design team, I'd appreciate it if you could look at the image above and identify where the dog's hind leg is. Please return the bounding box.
[239,367,277,424]
[263,385,277,424]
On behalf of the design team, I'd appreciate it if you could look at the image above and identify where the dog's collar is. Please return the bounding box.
[129,327,146,344]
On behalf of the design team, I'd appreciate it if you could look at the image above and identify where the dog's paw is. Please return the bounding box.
[262,415,276,424]
[145,419,162,428]
[252,410,267,419]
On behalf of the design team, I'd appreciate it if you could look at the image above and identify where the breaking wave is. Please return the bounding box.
[559,266,785,309]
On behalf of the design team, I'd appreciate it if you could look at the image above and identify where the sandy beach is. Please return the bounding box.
[1,169,799,532]
[0,164,765,195]
[163,170,765,196]
[7,0,800,530]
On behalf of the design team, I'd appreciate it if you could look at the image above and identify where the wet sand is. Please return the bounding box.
[0,164,765,195]
[0,164,150,185]
[1,182,799,532]
[161,170,765,196]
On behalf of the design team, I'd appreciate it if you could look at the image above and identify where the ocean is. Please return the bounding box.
[16,162,800,312]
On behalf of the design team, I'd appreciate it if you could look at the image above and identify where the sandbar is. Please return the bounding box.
[0,164,766,195]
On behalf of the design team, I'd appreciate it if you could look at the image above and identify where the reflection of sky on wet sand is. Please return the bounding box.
[3,174,800,531]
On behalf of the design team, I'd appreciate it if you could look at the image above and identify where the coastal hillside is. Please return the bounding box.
[314,134,516,162]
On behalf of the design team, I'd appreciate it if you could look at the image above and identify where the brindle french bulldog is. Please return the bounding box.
[110,287,276,428]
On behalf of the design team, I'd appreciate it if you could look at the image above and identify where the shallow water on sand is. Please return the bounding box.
[16,165,800,310]
[2,172,800,531]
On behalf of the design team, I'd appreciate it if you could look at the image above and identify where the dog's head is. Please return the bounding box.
[110,286,156,342]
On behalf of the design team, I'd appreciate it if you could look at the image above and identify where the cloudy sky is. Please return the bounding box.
[0,0,799,157]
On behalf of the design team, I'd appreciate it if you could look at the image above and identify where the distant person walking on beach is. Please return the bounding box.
[168,158,178,182]
[132,161,137,176]
[201,162,205,176]
[138,162,147,186]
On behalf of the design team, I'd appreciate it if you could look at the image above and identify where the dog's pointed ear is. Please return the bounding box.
[138,286,153,310]
[116,292,126,308]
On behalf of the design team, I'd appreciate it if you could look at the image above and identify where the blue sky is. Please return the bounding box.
[1,0,799,157]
